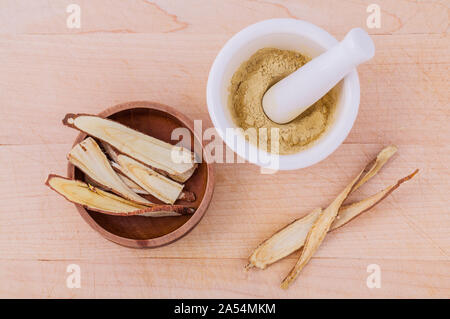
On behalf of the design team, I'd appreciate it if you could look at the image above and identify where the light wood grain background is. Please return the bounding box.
[0,0,449,298]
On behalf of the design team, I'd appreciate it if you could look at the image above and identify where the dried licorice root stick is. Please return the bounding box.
[102,141,196,202]
[353,145,398,191]
[331,169,418,229]
[114,154,185,205]
[63,114,197,182]
[110,159,196,203]
[246,145,398,271]
[68,137,153,206]
[246,170,418,270]
[116,172,150,195]
[280,170,364,289]
[112,166,196,201]
[46,175,194,217]
[246,208,322,270]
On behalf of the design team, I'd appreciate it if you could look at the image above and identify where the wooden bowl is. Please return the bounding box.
[67,101,214,248]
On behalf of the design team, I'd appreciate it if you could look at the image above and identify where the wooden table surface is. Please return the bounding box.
[1,0,449,298]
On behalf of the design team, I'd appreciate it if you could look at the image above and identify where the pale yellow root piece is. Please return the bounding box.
[46,175,194,217]
[246,170,418,270]
[111,158,196,203]
[246,208,322,270]
[331,169,418,229]
[247,145,399,272]
[173,166,198,184]
[101,141,120,162]
[63,114,197,181]
[280,170,364,289]
[102,141,197,184]
[114,154,184,204]
[84,168,150,196]
[68,137,153,206]
[86,171,196,202]
[116,170,194,200]
[353,145,397,191]
[117,172,149,195]
[280,146,406,289]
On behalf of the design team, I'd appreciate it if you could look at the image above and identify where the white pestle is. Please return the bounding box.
[262,28,375,124]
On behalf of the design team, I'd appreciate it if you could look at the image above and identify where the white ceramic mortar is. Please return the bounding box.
[206,19,360,170]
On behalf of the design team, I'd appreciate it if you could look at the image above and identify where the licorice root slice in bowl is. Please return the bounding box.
[67,101,215,248]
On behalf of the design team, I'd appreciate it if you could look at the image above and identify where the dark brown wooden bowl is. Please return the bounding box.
[67,101,214,248]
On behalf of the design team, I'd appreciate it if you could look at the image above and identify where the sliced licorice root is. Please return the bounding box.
[46,175,194,217]
[279,146,406,289]
[332,169,418,230]
[110,156,196,203]
[353,145,398,191]
[246,208,322,270]
[247,145,398,271]
[116,172,150,195]
[68,137,153,206]
[110,158,196,203]
[244,145,411,289]
[102,141,198,200]
[120,171,196,201]
[280,169,364,289]
[113,154,185,204]
[246,170,418,271]
[115,170,195,201]
[63,113,197,182]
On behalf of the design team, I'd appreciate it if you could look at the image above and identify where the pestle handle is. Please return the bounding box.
[262,28,375,124]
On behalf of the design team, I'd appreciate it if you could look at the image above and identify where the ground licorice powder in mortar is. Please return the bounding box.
[229,48,337,155]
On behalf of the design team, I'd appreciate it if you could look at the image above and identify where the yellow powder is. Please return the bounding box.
[229,48,337,155]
